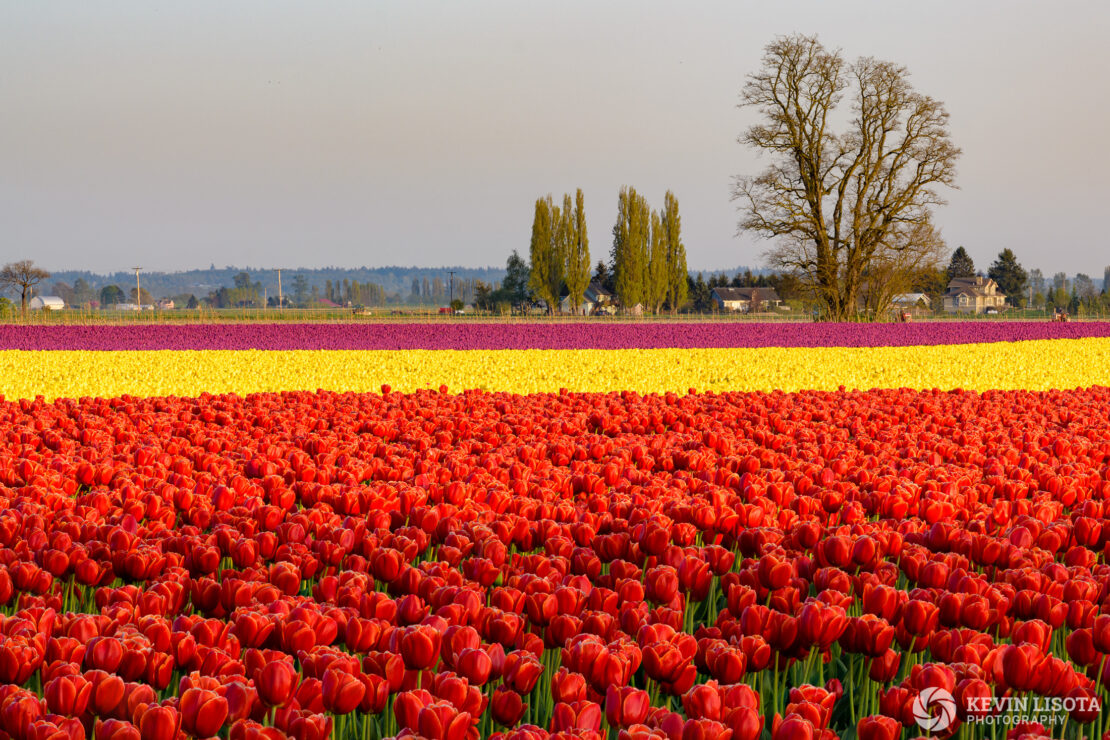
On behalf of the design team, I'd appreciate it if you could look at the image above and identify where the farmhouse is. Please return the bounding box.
[943,276,1006,313]
[711,287,781,312]
[561,281,615,314]
[29,296,65,311]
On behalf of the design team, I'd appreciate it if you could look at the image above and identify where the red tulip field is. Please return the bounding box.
[1,324,1110,740]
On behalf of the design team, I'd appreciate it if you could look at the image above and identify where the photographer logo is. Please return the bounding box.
[913,687,957,733]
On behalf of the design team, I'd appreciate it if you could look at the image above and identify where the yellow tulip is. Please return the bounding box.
[1,338,1108,401]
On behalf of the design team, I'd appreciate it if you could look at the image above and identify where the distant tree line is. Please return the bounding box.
[47,265,505,306]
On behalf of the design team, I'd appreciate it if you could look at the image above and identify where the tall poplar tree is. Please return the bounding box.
[564,189,591,313]
[662,191,688,311]
[528,196,561,313]
[645,210,668,314]
[553,194,574,309]
[611,186,650,310]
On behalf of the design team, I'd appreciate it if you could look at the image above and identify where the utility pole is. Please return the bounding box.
[132,267,142,309]
[277,269,283,309]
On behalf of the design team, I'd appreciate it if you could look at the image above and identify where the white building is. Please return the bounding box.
[29,296,65,310]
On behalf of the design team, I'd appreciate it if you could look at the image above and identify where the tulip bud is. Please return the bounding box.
[257,661,298,708]
[179,688,229,738]
[490,686,526,726]
[606,686,650,728]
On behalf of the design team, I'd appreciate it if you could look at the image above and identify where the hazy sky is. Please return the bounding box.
[3,2,1109,275]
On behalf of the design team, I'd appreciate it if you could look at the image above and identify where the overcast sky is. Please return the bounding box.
[3,1,1108,275]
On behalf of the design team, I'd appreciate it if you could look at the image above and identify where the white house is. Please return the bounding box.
[29,296,65,311]
[711,287,782,312]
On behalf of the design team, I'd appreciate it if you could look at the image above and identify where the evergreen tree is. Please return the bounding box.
[690,273,712,312]
[503,250,531,311]
[611,186,650,310]
[99,285,124,306]
[987,249,1028,306]
[564,189,591,313]
[72,278,96,307]
[946,247,976,282]
[292,275,309,307]
[593,261,614,292]
[645,210,668,314]
[662,191,688,311]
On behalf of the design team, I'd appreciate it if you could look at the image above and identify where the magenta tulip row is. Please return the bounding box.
[2,321,1108,351]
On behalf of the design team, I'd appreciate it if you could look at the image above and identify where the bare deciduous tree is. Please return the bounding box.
[733,35,960,320]
[0,260,52,316]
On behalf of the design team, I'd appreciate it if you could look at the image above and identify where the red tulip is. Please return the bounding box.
[723,707,762,740]
[551,700,602,733]
[44,675,92,717]
[179,688,229,737]
[643,642,690,684]
[94,720,140,740]
[490,686,526,726]
[257,661,298,708]
[902,600,939,637]
[416,700,471,740]
[285,711,331,740]
[552,668,588,704]
[455,647,492,686]
[399,625,442,670]
[136,706,179,740]
[681,718,732,740]
[358,673,389,715]
[1,691,44,739]
[770,715,813,740]
[798,601,849,649]
[606,686,650,727]
[504,651,545,694]
[321,667,365,715]
[682,684,722,722]
[228,720,286,740]
[219,681,257,724]
[856,715,899,740]
[85,671,126,718]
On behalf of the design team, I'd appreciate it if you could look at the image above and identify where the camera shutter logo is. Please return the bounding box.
[913,687,957,732]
